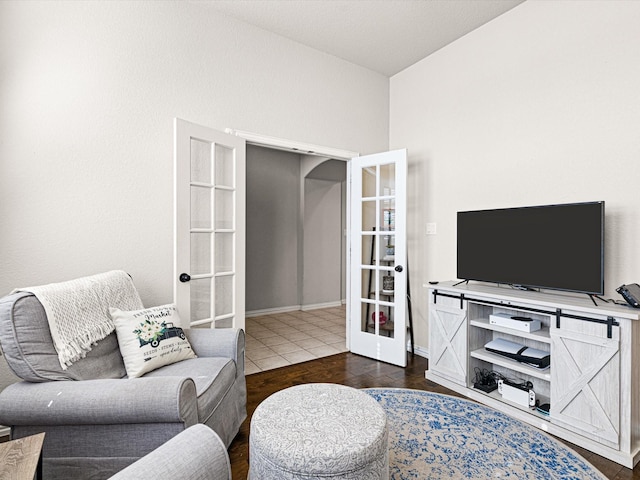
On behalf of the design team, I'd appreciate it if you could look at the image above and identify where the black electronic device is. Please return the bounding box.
[616,283,640,308]
[473,368,498,393]
[536,403,550,416]
[457,201,604,295]
[473,381,498,393]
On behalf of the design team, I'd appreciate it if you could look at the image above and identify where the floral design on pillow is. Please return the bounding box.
[134,319,186,348]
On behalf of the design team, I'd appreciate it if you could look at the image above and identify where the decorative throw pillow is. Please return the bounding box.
[110,304,196,378]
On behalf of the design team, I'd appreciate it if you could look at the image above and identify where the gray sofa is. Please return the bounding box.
[0,291,246,479]
[109,424,231,480]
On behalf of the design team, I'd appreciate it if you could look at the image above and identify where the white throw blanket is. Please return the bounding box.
[13,270,143,369]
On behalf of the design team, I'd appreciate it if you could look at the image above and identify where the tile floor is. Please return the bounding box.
[244,305,348,374]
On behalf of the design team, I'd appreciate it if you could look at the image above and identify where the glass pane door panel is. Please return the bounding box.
[382,201,396,231]
[379,163,395,197]
[214,233,234,273]
[359,304,395,339]
[360,266,374,299]
[215,189,234,230]
[190,139,212,183]
[214,144,234,188]
[361,200,376,232]
[380,270,395,294]
[214,318,233,329]
[190,233,212,276]
[381,232,395,260]
[190,277,211,323]
[380,305,395,339]
[361,234,375,264]
[215,276,233,317]
[360,302,372,333]
[191,186,212,229]
[362,167,376,198]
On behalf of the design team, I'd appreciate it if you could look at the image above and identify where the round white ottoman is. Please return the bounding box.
[249,383,388,480]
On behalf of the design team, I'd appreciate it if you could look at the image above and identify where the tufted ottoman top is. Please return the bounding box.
[250,383,388,476]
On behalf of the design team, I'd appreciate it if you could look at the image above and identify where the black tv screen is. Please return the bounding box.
[457,201,604,295]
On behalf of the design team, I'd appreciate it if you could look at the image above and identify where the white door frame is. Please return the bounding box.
[226,129,358,348]
[225,129,358,161]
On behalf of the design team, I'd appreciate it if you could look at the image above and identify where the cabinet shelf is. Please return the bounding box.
[469,318,551,344]
[470,348,551,381]
[473,386,550,420]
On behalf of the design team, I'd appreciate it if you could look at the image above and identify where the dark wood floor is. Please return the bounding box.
[230,352,640,480]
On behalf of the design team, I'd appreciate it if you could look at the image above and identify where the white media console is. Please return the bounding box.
[427,281,640,468]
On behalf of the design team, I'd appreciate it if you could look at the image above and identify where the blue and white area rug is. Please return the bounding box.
[364,388,607,480]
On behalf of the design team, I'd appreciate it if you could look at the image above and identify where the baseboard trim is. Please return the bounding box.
[246,302,344,317]
[409,344,429,359]
[246,305,302,317]
[301,301,343,311]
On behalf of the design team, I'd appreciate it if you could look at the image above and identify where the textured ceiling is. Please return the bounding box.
[194,0,525,76]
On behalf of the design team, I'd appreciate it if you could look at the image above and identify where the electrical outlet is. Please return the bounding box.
[426,223,437,235]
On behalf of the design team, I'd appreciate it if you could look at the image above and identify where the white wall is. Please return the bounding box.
[390,1,640,351]
[304,160,347,307]
[0,1,389,304]
[303,178,343,307]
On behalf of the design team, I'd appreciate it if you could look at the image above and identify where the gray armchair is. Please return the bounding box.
[0,289,246,479]
[109,424,231,480]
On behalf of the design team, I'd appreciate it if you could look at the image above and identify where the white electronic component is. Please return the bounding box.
[489,313,541,332]
[497,379,536,407]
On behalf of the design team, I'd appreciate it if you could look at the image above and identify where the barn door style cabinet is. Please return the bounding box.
[427,282,640,468]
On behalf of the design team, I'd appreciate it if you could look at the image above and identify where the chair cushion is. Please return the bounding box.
[144,357,237,423]
[0,292,126,382]
[110,304,196,378]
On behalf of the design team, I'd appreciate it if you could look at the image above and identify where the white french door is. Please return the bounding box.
[174,118,246,330]
[349,149,407,367]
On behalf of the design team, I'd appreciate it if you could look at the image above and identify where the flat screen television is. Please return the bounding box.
[457,201,604,295]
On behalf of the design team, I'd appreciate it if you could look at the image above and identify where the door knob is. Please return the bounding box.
[395,265,403,273]
[179,273,191,283]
